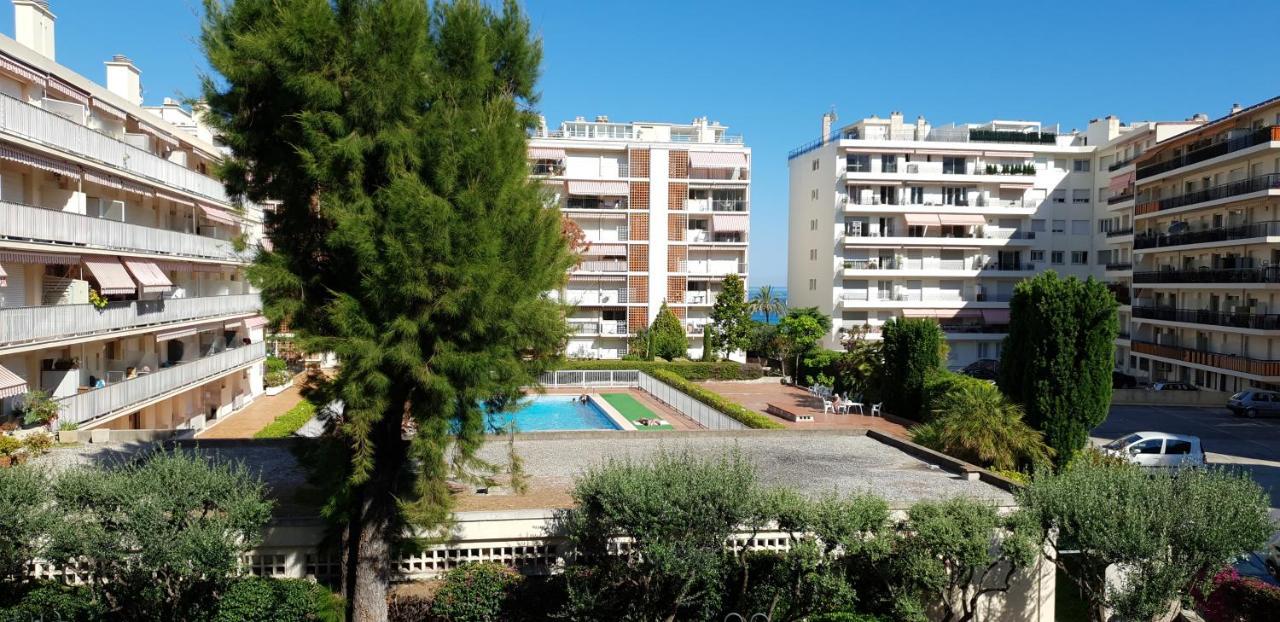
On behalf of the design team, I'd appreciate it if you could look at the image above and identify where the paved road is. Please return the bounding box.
[1095,404,1280,518]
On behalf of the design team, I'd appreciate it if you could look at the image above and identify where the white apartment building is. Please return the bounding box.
[529,116,750,360]
[788,111,1105,368]
[0,1,266,432]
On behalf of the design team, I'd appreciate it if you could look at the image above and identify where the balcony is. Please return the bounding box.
[840,292,1013,304]
[1107,284,1131,305]
[1132,340,1280,378]
[686,321,711,336]
[564,198,628,211]
[1133,266,1280,284]
[684,291,719,305]
[1136,126,1280,180]
[678,260,748,276]
[687,199,748,213]
[0,93,232,205]
[568,319,627,336]
[574,259,628,273]
[1105,227,1134,238]
[0,294,260,349]
[1135,173,1280,216]
[1133,220,1280,250]
[57,341,266,425]
[0,201,247,262]
[1105,262,1133,271]
[1107,192,1135,205]
[1108,155,1139,172]
[1132,306,1280,331]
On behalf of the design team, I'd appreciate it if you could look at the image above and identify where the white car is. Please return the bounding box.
[1101,431,1206,469]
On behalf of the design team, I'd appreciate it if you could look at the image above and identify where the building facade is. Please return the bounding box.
[529,116,750,360]
[0,1,266,432]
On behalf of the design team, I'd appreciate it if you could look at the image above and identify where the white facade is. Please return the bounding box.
[0,1,266,431]
[530,116,751,360]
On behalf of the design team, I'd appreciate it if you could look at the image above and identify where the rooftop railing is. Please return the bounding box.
[0,294,260,348]
[1132,306,1280,330]
[1132,266,1280,284]
[1136,126,1280,179]
[1133,220,1280,250]
[1132,340,1280,377]
[1135,173,1280,215]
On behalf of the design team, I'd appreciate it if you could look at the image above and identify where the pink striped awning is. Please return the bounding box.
[82,170,152,197]
[155,261,232,273]
[689,151,749,169]
[1109,171,1136,195]
[903,309,981,319]
[155,190,196,207]
[937,214,986,226]
[0,144,79,177]
[90,98,127,122]
[711,213,750,231]
[567,180,629,196]
[0,262,6,287]
[122,259,173,294]
[0,251,79,265]
[903,213,941,227]
[83,258,136,296]
[982,309,1012,324]
[0,53,45,86]
[0,363,27,399]
[901,309,937,318]
[46,77,89,106]
[155,325,198,342]
[243,316,269,329]
[200,204,238,226]
[529,147,566,160]
[998,182,1033,189]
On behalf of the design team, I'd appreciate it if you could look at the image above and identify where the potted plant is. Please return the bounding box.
[20,390,63,431]
[57,420,80,444]
[0,435,21,467]
[88,288,109,310]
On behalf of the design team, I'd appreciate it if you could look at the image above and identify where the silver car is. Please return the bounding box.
[1227,390,1280,418]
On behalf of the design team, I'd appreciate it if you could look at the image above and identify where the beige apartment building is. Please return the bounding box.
[0,1,266,432]
[529,116,750,360]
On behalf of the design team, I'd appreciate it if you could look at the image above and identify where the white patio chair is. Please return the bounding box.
[822,399,835,414]
[870,403,882,417]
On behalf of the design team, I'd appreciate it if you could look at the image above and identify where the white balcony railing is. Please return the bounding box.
[0,94,233,205]
[0,294,260,348]
[685,292,719,305]
[567,320,627,336]
[0,201,247,262]
[575,259,628,273]
[57,341,266,425]
[678,260,748,275]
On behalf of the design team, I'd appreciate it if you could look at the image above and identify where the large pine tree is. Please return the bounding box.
[200,1,571,619]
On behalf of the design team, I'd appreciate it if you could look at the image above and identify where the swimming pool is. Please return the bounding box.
[486,395,622,432]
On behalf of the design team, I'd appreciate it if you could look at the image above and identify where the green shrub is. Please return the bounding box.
[807,613,892,622]
[388,595,432,622]
[265,356,289,375]
[921,370,990,422]
[430,562,521,622]
[213,577,342,622]
[0,582,106,622]
[648,369,782,429]
[266,370,294,388]
[649,303,689,361]
[553,359,763,381]
[0,435,21,457]
[21,432,54,456]
[254,401,316,438]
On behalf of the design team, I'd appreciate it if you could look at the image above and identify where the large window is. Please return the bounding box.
[1051,220,1066,233]
[881,155,898,173]
[846,154,871,172]
[908,186,924,203]
[1071,251,1088,265]
[942,187,968,206]
[1072,220,1089,235]
[1072,189,1090,204]
[1073,158,1091,172]
[942,156,967,174]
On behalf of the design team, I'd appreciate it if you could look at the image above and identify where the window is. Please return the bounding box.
[810,219,818,231]
[1165,440,1193,455]
[1071,251,1088,265]
[846,154,870,172]
[808,278,817,291]
[1053,158,1067,171]
[1073,158,1091,172]
[881,155,897,173]
[977,343,990,359]
[1031,219,1046,232]
[1072,189,1090,204]
[942,156,967,174]
[942,187,968,206]
[1030,250,1045,262]
[810,189,818,200]
[1051,190,1066,203]
[908,186,923,204]
[1072,220,1089,235]
[1051,251,1064,264]
[1097,250,1111,264]
[811,158,820,171]
[1132,439,1163,455]
[809,249,818,261]
[1051,219,1066,233]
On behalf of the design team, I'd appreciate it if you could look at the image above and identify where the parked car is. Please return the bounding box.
[961,359,1000,381]
[1101,432,1206,469]
[1150,382,1198,391]
[1112,371,1138,389]
[1267,533,1280,580]
[1227,390,1280,418]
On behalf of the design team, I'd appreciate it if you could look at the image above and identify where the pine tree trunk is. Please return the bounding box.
[343,403,409,622]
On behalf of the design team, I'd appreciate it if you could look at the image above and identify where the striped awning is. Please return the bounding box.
[903,309,981,319]
[200,204,238,226]
[46,77,89,107]
[225,320,245,330]
[134,120,179,148]
[583,244,627,256]
[155,190,196,207]
[122,259,173,294]
[567,180,629,196]
[83,169,153,197]
[689,151,749,169]
[914,149,972,156]
[1109,171,1136,195]
[938,214,986,226]
[983,151,1034,158]
[155,261,229,273]
[529,147,566,160]
[0,251,79,265]
[982,309,1012,324]
[244,316,269,329]
[155,325,198,342]
[0,262,6,287]
[90,98,127,122]
[0,145,79,177]
[0,363,27,399]
[0,53,45,86]
[998,182,1033,190]
[83,258,136,295]
[711,213,750,231]
[903,213,941,227]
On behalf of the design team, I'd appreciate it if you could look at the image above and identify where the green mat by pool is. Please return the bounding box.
[601,393,673,430]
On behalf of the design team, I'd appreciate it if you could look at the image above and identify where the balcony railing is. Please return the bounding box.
[1136,126,1280,179]
[1132,340,1280,378]
[684,292,719,305]
[678,261,748,275]
[565,198,628,210]
[840,292,1012,303]
[57,341,266,425]
[1132,306,1280,330]
[0,294,260,348]
[1105,227,1134,238]
[686,322,711,335]
[1132,266,1280,284]
[1133,220,1280,250]
[1105,262,1133,271]
[0,93,232,205]
[1135,173,1280,215]
[0,201,247,262]
[1107,192,1135,205]
[1108,155,1139,172]
[843,227,1033,241]
[567,320,625,336]
[574,259,628,273]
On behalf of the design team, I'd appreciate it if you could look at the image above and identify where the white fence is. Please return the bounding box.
[636,372,746,431]
[0,201,246,261]
[57,341,266,425]
[0,294,260,347]
[538,369,639,387]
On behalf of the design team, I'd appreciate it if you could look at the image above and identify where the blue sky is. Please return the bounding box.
[16,0,1280,288]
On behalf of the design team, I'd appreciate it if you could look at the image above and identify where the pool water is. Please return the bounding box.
[486,395,621,432]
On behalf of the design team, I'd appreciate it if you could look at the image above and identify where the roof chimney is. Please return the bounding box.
[104,55,142,106]
[1230,103,1243,115]
[821,110,836,143]
[595,115,609,123]
[13,1,55,60]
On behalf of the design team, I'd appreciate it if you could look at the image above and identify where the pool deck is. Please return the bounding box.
[701,380,910,437]
[543,387,699,430]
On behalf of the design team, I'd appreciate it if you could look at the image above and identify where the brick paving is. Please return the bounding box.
[701,379,910,437]
[197,382,305,439]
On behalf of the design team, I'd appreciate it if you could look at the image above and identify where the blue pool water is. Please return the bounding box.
[486,395,621,432]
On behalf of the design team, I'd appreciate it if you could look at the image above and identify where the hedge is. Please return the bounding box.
[556,360,763,381]
[253,401,316,439]
[648,369,783,429]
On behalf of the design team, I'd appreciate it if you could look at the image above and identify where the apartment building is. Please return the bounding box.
[0,1,266,432]
[529,116,750,360]
[1128,97,1280,392]
[788,111,1104,367]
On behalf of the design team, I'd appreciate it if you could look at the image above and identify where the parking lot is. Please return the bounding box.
[1096,404,1280,518]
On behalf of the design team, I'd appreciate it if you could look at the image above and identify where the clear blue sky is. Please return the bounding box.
[17,0,1280,288]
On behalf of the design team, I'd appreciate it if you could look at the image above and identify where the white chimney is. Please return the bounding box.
[105,55,142,106]
[13,1,55,60]
[1230,103,1243,115]
[821,110,836,144]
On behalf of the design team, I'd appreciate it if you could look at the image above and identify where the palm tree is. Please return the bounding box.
[749,285,787,324]
[911,381,1052,471]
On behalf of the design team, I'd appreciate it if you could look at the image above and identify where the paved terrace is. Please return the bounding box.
[702,380,910,435]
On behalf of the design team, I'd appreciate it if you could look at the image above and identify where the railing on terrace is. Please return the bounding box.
[1133,220,1280,250]
[1132,306,1280,330]
[1106,227,1135,238]
[688,168,750,181]
[1105,262,1133,271]
[1133,266,1280,284]
[677,260,748,275]
[1108,155,1140,172]
[1107,192,1135,205]
[565,198,628,210]
[0,201,247,262]
[0,294,260,348]
[574,259,628,273]
[789,126,1061,160]
[845,196,1036,210]
[1135,173,1280,215]
[1132,340,1280,377]
[0,93,232,205]
[841,292,1011,303]
[1136,126,1280,179]
[684,292,718,305]
[57,341,266,425]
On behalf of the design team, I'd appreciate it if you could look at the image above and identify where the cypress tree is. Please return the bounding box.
[709,273,751,359]
[200,1,571,619]
[998,272,1116,467]
[650,303,689,360]
[880,317,945,419]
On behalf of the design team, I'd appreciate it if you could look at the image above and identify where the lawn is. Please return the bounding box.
[600,393,673,431]
[253,400,317,439]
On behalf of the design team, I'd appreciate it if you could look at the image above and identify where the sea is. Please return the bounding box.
[749,285,786,325]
